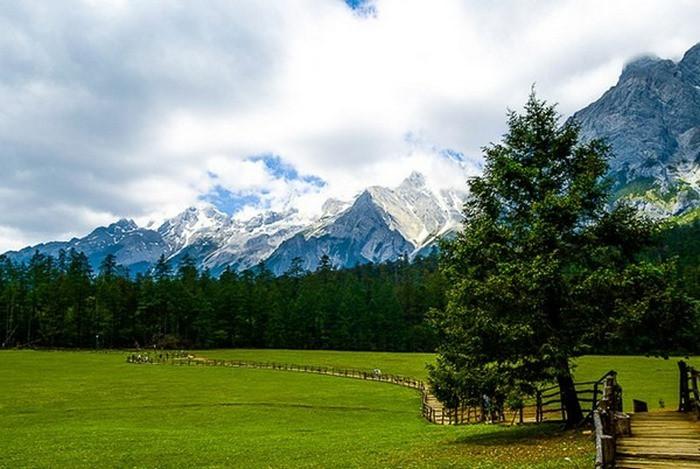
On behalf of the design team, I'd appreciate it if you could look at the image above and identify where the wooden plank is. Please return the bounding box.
[619,439,700,447]
[616,450,700,461]
[616,457,700,468]
[616,410,700,467]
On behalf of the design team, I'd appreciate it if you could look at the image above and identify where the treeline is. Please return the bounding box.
[1,217,696,353]
[0,250,445,351]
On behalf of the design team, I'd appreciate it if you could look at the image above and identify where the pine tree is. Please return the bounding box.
[429,92,698,427]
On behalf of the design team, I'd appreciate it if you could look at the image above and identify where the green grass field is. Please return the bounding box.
[0,350,689,468]
[203,349,687,411]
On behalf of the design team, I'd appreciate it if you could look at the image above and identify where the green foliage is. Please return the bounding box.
[429,93,698,424]
[614,177,700,210]
[0,249,445,351]
[648,213,700,299]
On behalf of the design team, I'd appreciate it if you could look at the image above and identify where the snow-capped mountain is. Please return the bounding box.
[574,42,700,217]
[7,43,700,274]
[366,172,465,248]
[265,172,465,274]
[158,205,232,254]
[2,172,467,275]
[200,208,309,275]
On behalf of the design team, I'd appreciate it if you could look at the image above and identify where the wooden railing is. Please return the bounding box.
[530,370,617,424]
[592,372,628,468]
[127,352,615,429]
[126,352,484,425]
[678,360,700,418]
[421,397,484,425]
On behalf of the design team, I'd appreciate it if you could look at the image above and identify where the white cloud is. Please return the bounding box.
[1,0,699,251]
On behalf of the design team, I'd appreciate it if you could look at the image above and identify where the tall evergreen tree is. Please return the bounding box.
[429,93,698,426]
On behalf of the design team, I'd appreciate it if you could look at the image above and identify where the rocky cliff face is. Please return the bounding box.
[574,43,700,216]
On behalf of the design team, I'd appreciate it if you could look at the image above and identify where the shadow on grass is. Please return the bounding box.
[452,423,569,447]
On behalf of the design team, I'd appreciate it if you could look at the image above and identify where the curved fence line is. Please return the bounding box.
[126,352,606,427]
[126,352,480,425]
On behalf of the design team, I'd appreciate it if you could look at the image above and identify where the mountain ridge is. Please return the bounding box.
[6,43,700,275]
[3,172,466,275]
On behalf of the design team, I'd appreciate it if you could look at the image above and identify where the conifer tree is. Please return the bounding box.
[429,93,697,426]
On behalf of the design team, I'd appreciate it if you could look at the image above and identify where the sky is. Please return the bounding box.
[1,0,699,252]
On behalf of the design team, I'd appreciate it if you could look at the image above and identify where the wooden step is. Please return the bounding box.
[629,434,700,439]
[615,411,700,466]
[616,457,700,468]
[617,447,700,460]
[619,440,700,450]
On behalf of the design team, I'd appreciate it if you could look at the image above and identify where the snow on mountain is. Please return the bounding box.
[264,172,467,274]
[158,205,232,253]
[320,198,351,219]
[1,173,466,275]
[366,171,464,247]
[264,191,417,275]
[201,209,308,274]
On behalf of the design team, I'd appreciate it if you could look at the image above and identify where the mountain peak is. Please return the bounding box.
[321,198,349,218]
[619,55,671,81]
[185,204,225,217]
[111,218,138,231]
[401,171,427,188]
[681,42,700,64]
[680,42,700,84]
[575,43,700,218]
[166,204,228,227]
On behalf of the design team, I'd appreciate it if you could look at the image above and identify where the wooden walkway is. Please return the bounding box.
[615,411,700,468]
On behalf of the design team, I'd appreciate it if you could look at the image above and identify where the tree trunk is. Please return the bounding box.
[558,363,583,427]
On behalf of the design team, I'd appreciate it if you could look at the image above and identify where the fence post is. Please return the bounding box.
[560,388,567,422]
[680,361,690,412]
[692,371,700,414]
[594,381,600,414]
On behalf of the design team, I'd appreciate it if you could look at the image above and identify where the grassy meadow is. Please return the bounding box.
[0,350,689,468]
[203,349,687,411]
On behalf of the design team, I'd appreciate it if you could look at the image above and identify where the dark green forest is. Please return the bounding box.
[0,250,445,351]
[0,218,697,352]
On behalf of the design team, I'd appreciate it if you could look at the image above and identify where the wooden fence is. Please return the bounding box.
[592,372,628,468]
[678,360,700,418]
[126,352,612,427]
[126,352,468,425]
[421,395,485,425]
[529,370,618,424]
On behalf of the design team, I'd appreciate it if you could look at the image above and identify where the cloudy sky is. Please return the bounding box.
[1,0,699,251]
